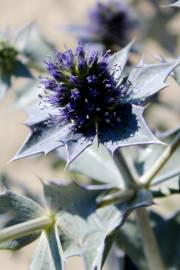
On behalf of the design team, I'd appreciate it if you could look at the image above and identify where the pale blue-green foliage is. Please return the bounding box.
[0,180,153,270]
[0,22,54,102]
[116,210,180,270]
[58,126,180,197]
[58,140,124,188]
[0,1,179,269]
[12,42,180,166]
[134,127,180,196]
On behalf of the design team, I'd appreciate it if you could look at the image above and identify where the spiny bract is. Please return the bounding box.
[13,42,180,165]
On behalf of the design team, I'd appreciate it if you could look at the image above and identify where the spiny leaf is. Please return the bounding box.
[127,59,180,104]
[12,105,67,160]
[100,105,162,154]
[43,180,99,215]
[65,133,94,166]
[108,41,134,81]
[52,183,153,270]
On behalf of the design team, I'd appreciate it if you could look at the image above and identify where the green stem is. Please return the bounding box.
[97,189,135,207]
[136,208,165,270]
[114,149,166,270]
[113,149,137,188]
[0,216,51,243]
[141,131,180,187]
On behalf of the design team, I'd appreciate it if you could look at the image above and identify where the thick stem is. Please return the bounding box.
[141,131,180,186]
[114,149,166,270]
[0,216,51,243]
[136,208,165,270]
[113,149,137,188]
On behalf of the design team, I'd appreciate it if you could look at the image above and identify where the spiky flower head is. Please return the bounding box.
[42,44,133,134]
[13,42,180,165]
[71,0,135,50]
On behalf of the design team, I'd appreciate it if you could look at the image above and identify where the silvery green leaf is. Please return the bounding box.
[127,59,180,104]
[100,105,161,154]
[0,188,44,250]
[135,127,180,196]
[30,229,64,270]
[108,41,134,81]
[49,181,152,270]
[14,80,40,108]
[65,133,94,166]
[43,180,99,214]
[12,124,65,160]
[117,210,180,270]
[58,139,123,188]
[15,22,54,63]
[169,1,180,7]
[12,105,71,160]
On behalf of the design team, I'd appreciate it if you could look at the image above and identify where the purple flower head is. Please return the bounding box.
[72,0,135,50]
[41,44,133,134]
[13,42,180,166]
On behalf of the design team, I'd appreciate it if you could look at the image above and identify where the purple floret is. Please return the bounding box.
[41,44,133,133]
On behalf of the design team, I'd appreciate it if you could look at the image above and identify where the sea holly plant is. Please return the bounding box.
[0,22,54,102]
[0,180,153,270]
[0,0,179,267]
[6,39,179,270]
[13,42,180,165]
[67,0,136,51]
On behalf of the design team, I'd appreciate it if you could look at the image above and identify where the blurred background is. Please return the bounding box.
[0,0,179,269]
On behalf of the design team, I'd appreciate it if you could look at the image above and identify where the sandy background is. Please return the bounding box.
[0,0,179,269]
